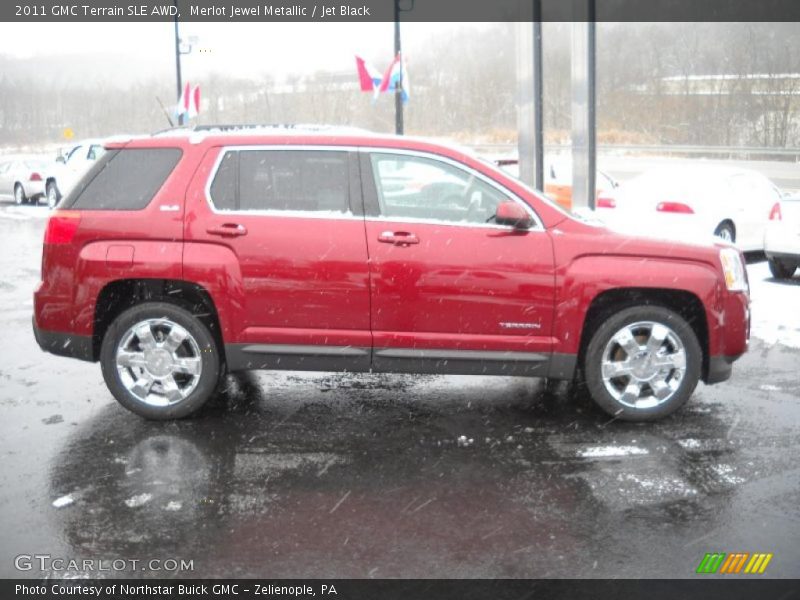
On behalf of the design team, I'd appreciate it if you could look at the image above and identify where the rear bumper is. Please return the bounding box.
[764,223,800,257]
[32,318,94,362]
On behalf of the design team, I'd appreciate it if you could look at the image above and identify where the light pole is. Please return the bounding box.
[173,2,183,126]
[172,1,196,127]
[394,0,415,135]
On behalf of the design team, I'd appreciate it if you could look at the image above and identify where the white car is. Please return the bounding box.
[595,165,782,251]
[48,139,108,207]
[764,193,800,279]
[0,157,51,205]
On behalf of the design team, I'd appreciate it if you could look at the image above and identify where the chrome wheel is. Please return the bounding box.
[14,185,24,205]
[47,184,58,209]
[601,321,687,409]
[116,319,203,407]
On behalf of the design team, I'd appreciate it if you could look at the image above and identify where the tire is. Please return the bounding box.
[583,305,702,421]
[14,184,26,206]
[46,182,60,209]
[714,221,735,243]
[100,302,222,420]
[768,257,797,279]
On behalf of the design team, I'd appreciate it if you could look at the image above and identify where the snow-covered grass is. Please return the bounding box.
[747,260,800,349]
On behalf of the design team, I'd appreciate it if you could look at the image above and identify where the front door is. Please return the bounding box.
[361,150,556,375]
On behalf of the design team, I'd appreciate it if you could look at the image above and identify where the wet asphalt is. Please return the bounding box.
[0,205,798,579]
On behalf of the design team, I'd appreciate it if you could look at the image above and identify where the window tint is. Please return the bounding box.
[370,153,507,225]
[208,150,350,213]
[62,148,182,210]
[209,151,237,210]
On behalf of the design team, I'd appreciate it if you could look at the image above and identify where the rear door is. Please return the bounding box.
[361,149,556,375]
[184,145,371,370]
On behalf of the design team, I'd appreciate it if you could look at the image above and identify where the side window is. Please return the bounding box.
[208,150,350,214]
[209,151,237,210]
[87,145,106,161]
[61,148,182,210]
[369,153,507,225]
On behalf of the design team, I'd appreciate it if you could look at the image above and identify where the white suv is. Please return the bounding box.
[764,193,800,279]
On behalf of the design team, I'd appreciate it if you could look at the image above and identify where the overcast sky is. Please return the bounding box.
[0,21,472,82]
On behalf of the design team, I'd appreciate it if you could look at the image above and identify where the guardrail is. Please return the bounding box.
[468,143,800,162]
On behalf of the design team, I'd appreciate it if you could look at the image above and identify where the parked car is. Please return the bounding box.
[764,193,800,279]
[595,165,782,251]
[495,157,618,211]
[47,139,108,207]
[0,157,51,205]
[33,129,750,422]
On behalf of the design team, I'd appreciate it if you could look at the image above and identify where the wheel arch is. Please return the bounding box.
[92,279,225,364]
[577,287,710,382]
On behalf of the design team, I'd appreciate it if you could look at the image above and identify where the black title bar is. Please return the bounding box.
[4,0,800,22]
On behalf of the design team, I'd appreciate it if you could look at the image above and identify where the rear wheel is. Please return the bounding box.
[768,257,797,279]
[100,302,221,419]
[14,184,26,206]
[714,221,736,243]
[584,305,702,421]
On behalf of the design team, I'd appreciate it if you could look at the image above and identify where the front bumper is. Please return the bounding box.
[32,318,94,362]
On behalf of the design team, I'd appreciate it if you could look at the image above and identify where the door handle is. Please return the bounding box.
[206,223,248,237]
[378,230,420,246]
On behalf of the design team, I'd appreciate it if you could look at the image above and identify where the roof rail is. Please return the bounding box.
[152,123,374,137]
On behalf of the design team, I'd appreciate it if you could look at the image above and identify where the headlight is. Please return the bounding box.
[720,248,748,292]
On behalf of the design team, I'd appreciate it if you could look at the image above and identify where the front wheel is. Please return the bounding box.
[100,302,222,419]
[714,221,736,243]
[768,257,797,279]
[583,306,702,421]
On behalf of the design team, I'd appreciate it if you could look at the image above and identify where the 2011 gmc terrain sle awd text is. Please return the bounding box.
[32,129,750,421]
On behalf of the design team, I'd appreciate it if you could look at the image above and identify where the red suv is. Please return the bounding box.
[33,129,750,421]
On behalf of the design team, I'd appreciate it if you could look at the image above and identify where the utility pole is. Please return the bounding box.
[393,0,403,135]
[173,0,183,126]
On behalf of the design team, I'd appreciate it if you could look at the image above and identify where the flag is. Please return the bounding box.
[355,53,409,104]
[355,55,383,92]
[176,82,201,120]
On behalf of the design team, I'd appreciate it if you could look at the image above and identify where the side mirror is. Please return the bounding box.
[55,156,66,164]
[495,201,533,229]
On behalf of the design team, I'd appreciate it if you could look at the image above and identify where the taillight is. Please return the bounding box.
[43,211,81,244]
[596,196,616,209]
[769,202,782,221]
[29,172,42,182]
[656,201,694,214]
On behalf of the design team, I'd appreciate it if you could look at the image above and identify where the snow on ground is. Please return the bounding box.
[0,205,50,220]
[747,260,800,349]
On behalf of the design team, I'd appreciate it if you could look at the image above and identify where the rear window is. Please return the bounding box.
[61,148,182,210]
[208,149,350,214]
